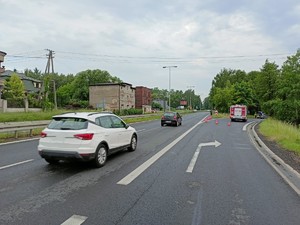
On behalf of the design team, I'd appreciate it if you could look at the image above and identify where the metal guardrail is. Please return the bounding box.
[0,120,50,138]
[0,114,160,139]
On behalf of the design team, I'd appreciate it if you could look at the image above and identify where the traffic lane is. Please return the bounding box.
[129,111,208,131]
[0,149,96,210]
[1,114,208,225]
[0,111,206,168]
[0,140,40,167]
[194,119,300,225]
[0,113,207,224]
[61,118,300,225]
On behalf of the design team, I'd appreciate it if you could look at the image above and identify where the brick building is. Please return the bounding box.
[135,86,152,109]
[89,83,135,111]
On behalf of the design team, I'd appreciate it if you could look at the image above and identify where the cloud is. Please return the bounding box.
[1,0,299,99]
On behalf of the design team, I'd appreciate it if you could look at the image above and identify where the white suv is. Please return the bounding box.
[38,112,137,167]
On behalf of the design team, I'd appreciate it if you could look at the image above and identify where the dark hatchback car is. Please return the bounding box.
[256,111,267,119]
[161,112,182,127]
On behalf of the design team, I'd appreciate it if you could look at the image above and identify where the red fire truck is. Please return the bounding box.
[230,104,247,122]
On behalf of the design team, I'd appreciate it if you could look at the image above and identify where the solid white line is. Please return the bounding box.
[0,159,34,170]
[117,119,205,185]
[186,145,201,173]
[61,215,87,225]
[243,121,254,131]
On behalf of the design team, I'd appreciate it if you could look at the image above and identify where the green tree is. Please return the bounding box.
[152,87,168,101]
[25,68,43,80]
[171,89,184,109]
[2,73,25,99]
[232,81,254,106]
[202,97,211,110]
[72,69,122,101]
[56,83,74,106]
[276,50,300,124]
[209,68,247,108]
[252,60,280,114]
[212,81,234,113]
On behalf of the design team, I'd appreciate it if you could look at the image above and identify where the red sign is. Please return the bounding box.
[180,100,187,106]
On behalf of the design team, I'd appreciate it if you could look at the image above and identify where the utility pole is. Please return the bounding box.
[44,49,57,110]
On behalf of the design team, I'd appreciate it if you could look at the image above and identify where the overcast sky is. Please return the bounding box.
[1,0,299,99]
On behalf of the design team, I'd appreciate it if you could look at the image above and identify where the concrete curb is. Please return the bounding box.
[248,122,300,196]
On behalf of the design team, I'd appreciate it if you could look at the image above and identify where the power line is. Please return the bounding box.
[3,49,293,65]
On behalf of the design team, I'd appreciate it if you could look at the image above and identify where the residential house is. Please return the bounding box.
[0,70,42,97]
[0,51,6,74]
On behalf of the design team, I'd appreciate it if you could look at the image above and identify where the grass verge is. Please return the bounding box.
[259,118,300,155]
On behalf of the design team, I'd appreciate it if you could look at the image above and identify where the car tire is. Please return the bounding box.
[93,144,107,168]
[161,123,164,126]
[45,158,59,164]
[128,134,137,152]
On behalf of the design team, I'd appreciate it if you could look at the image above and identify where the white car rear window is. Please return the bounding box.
[48,117,88,130]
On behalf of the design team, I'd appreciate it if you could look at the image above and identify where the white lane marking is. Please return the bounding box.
[186,141,222,173]
[0,137,40,146]
[61,215,87,225]
[117,118,206,185]
[186,145,201,173]
[0,159,34,170]
[243,121,255,131]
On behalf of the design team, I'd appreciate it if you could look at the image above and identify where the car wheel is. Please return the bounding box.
[161,123,164,126]
[93,144,107,168]
[128,134,137,152]
[45,158,59,164]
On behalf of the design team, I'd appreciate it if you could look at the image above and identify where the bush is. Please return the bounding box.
[66,99,89,109]
[42,101,54,111]
[113,108,143,116]
[7,98,24,108]
[28,94,42,108]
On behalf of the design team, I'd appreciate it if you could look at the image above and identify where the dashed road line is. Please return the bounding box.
[0,159,34,170]
[61,215,88,225]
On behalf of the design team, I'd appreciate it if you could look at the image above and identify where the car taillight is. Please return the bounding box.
[74,133,94,140]
[161,116,165,119]
[40,132,47,138]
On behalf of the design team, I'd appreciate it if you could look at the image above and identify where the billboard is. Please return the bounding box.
[180,100,187,106]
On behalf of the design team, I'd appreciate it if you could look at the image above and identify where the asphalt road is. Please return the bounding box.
[0,112,299,225]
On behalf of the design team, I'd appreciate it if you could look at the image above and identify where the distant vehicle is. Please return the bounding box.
[161,111,182,127]
[256,111,267,119]
[230,104,247,122]
[38,112,137,168]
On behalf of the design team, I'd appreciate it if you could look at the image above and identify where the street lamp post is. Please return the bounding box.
[187,85,195,110]
[163,66,177,111]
